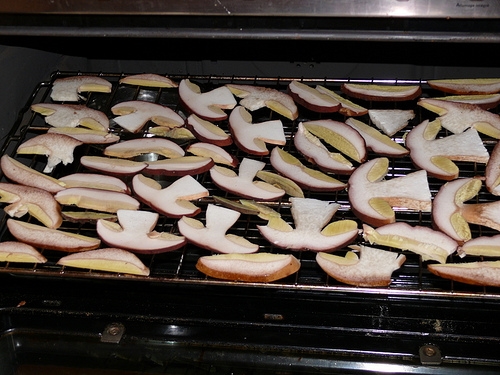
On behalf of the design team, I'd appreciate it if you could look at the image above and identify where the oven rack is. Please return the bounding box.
[0,71,499,300]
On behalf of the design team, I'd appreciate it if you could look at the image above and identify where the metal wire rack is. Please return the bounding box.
[0,71,499,299]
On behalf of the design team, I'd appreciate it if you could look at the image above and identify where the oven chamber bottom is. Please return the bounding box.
[1,39,500,373]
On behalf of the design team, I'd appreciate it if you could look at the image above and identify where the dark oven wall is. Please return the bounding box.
[1,31,500,134]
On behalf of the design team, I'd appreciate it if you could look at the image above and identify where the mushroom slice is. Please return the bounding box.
[50,75,112,102]
[145,156,214,176]
[288,80,341,113]
[186,114,232,146]
[55,187,140,213]
[111,100,184,133]
[427,94,500,111]
[196,252,300,282]
[119,73,178,88]
[7,219,101,252]
[57,247,150,276]
[302,119,367,164]
[427,78,500,95]
[186,142,238,167]
[0,182,62,228]
[405,119,489,180]
[461,234,500,257]
[270,147,346,192]
[368,109,415,137]
[362,222,458,264]
[226,83,298,120]
[179,79,236,121]
[347,157,432,227]
[0,241,47,263]
[228,106,286,155]
[17,133,83,173]
[316,244,406,287]
[47,127,120,144]
[433,177,500,243]
[486,141,500,196]
[255,170,304,198]
[58,173,129,194]
[97,209,186,254]
[418,98,500,138]
[80,156,147,176]
[132,174,208,218]
[104,137,185,159]
[315,85,368,116]
[428,261,500,287]
[210,158,285,201]
[31,103,109,131]
[258,197,359,252]
[293,123,354,175]
[0,155,66,193]
[341,83,422,101]
[345,117,409,157]
[179,204,259,254]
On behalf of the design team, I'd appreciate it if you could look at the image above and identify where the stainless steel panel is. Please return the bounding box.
[0,0,499,18]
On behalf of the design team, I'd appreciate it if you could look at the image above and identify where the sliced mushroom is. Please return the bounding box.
[178,204,259,254]
[347,157,432,227]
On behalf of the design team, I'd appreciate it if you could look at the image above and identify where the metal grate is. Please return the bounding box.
[0,71,499,299]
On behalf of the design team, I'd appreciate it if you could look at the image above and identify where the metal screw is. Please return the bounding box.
[107,325,121,336]
[424,346,436,357]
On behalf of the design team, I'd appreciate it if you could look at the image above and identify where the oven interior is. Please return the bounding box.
[2,4,500,373]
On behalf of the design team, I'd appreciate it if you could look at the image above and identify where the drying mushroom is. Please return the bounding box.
[209,157,285,201]
[186,114,232,146]
[228,106,286,155]
[301,119,367,164]
[0,241,47,263]
[47,127,120,144]
[432,177,500,243]
[103,137,185,159]
[405,119,489,180]
[179,79,236,121]
[186,142,238,167]
[57,247,150,276]
[362,222,458,264]
[0,155,66,193]
[7,219,101,252]
[178,204,259,254]
[315,85,368,116]
[31,103,110,131]
[144,156,214,176]
[341,83,422,101]
[418,98,500,138]
[17,133,83,173]
[50,75,112,102]
[97,209,186,254]
[0,182,62,229]
[293,123,355,175]
[226,83,298,120]
[55,187,140,213]
[287,80,341,113]
[257,197,359,252]
[344,117,409,157]
[132,174,209,218]
[196,253,300,282]
[80,156,147,176]
[119,73,178,88]
[316,244,406,287]
[111,100,184,133]
[347,157,432,227]
[269,147,346,192]
[58,173,130,193]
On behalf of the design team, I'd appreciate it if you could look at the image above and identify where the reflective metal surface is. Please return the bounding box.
[0,0,499,18]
